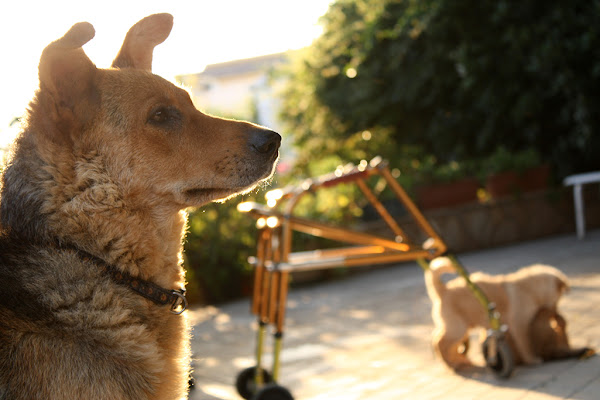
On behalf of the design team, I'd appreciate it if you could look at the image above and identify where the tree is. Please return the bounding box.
[279,0,600,177]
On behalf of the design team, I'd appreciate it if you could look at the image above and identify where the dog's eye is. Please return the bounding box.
[147,106,182,128]
[151,109,168,123]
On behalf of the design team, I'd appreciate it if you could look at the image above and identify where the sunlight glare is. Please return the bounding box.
[266,216,279,228]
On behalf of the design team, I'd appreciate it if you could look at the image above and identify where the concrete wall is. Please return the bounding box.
[397,188,599,253]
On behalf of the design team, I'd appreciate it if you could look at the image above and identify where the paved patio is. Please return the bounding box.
[188,229,600,400]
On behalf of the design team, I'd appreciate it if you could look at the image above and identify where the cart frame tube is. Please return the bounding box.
[240,158,505,393]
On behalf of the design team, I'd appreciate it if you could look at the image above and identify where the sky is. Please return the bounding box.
[0,0,332,146]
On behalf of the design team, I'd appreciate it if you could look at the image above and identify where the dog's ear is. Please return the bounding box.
[37,22,98,142]
[112,13,173,71]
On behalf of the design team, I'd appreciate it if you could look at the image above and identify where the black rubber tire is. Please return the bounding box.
[253,384,294,400]
[235,366,273,400]
[482,336,515,379]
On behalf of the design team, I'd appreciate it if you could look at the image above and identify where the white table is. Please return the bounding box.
[563,171,600,239]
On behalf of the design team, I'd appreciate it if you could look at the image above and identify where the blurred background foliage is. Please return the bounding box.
[185,0,600,304]
[279,0,600,178]
[184,198,258,304]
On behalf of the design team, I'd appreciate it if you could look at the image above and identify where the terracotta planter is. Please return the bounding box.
[486,164,550,198]
[416,178,480,210]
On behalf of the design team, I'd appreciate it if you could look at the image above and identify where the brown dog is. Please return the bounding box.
[424,257,568,369]
[0,14,279,400]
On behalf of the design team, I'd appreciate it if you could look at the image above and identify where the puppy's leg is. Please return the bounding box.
[433,324,472,369]
[545,347,594,361]
[533,310,594,361]
[503,292,543,365]
[510,319,543,365]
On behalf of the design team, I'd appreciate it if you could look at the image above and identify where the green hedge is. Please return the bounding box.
[279,0,600,178]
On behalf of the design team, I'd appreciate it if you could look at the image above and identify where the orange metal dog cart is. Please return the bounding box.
[235,158,513,400]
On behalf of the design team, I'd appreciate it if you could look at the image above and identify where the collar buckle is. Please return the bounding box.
[170,289,188,315]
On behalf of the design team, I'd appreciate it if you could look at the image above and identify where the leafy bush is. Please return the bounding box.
[481,146,543,177]
[183,196,260,304]
[279,0,600,178]
[408,155,479,185]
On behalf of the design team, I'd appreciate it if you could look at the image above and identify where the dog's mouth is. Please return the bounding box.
[184,187,232,199]
[180,161,278,206]
[182,186,252,205]
[184,188,218,197]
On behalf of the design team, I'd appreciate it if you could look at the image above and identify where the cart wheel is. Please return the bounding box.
[482,335,514,379]
[252,384,294,400]
[235,366,273,400]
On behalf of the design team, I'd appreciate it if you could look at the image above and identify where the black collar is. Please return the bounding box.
[66,246,187,314]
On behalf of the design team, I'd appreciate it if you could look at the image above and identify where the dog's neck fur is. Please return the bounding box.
[1,129,186,290]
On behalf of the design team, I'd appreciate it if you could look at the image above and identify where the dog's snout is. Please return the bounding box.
[250,129,281,157]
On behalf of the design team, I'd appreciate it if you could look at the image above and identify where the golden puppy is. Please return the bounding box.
[425,257,568,369]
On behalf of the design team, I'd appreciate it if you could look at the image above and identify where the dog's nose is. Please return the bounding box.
[250,129,281,157]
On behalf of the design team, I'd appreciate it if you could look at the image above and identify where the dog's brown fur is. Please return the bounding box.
[0,14,280,400]
[515,307,592,364]
[424,257,568,369]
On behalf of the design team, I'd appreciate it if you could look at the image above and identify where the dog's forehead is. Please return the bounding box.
[101,68,189,104]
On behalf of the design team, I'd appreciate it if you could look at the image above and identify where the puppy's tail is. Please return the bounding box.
[424,256,456,299]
